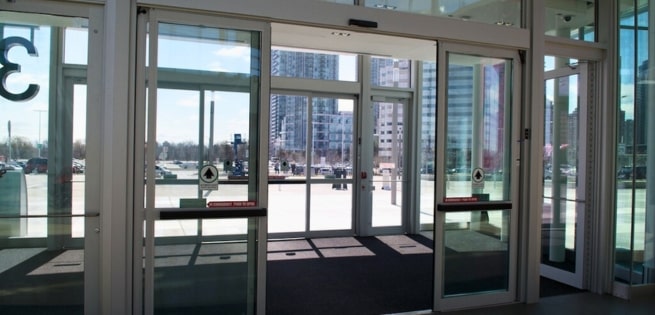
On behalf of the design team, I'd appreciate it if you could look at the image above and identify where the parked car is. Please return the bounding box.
[617,165,647,180]
[25,157,48,174]
[72,160,85,174]
[154,165,173,177]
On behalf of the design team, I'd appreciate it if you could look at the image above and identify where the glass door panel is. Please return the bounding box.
[541,59,587,288]
[371,99,407,229]
[308,97,354,231]
[136,9,267,314]
[268,93,308,233]
[443,209,511,296]
[0,9,97,314]
[308,96,354,232]
[268,93,355,235]
[434,45,519,311]
[419,61,437,232]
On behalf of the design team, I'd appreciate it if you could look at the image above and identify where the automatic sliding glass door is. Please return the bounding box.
[0,6,100,313]
[135,9,268,315]
[434,43,521,311]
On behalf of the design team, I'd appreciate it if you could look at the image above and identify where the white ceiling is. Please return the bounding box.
[271,23,437,61]
[271,1,595,60]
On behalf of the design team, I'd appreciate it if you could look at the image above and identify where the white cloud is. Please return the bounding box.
[214,46,249,58]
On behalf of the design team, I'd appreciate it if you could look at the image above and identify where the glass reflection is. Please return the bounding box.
[443,210,510,296]
[420,61,437,230]
[371,57,411,88]
[309,183,352,231]
[0,12,88,313]
[444,53,512,202]
[615,0,653,285]
[371,100,405,227]
[364,0,520,27]
[154,218,258,314]
[272,47,357,82]
[145,21,262,314]
[544,0,596,41]
[542,69,582,272]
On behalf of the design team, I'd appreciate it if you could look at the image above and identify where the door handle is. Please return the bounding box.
[360,171,367,179]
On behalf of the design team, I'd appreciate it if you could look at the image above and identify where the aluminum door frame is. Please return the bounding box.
[540,63,588,289]
[433,41,522,311]
[134,8,270,315]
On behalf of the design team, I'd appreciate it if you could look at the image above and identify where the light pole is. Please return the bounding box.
[7,120,11,161]
[34,109,46,157]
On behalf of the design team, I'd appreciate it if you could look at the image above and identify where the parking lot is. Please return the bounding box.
[3,168,647,253]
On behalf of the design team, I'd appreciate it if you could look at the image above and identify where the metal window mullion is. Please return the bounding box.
[582,62,596,289]
[305,94,313,233]
[143,8,159,315]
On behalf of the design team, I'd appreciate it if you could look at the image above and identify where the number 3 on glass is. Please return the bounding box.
[0,36,40,102]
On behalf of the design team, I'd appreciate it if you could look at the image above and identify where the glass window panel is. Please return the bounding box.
[320,0,355,4]
[371,100,405,227]
[371,57,411,88]
[145,21,262,314]
[615,0,653,285]
[309,183,352,231]
[272,47,357,82]
[157,23,253,74]
[443,210,510,296]
[270,94,309,176]
[364,0,520,27]
[420,61,437,229]
[444,53,512,201]
[542,66,585,273]
[268,94,309,233]
[148,23,259,209]
[268,180,307,233]
[202,218,249,236]
[544,0,596,41]
[308,97,354,231]
[268,94,354,234]
[310,97,354,175]
[1,12,89,313]
[64,26,89,65]
[153,218,258,313]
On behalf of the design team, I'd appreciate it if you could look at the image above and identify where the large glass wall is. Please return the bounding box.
[324,0,599,39]
[545,0,596,41]
[616,0,654,285]
[363,0,520,27]
[419,61,437,230]
[0,11,90,313]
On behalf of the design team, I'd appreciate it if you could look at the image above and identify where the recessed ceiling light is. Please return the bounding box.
[331,31,351,37]
[374,4,397,10]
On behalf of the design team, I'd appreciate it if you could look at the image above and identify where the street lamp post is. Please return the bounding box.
[34,109,46,157]
[7,120,11,161]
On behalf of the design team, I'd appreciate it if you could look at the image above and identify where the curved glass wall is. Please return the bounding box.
[616,0,654,285]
